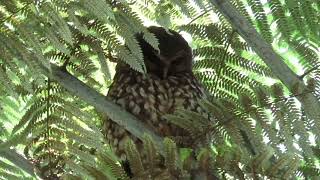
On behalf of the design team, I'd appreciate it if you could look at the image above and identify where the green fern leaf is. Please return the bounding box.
[125,139,144,176]
[163,138,177,171]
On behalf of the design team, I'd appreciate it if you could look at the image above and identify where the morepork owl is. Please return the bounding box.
[104,26,208,160]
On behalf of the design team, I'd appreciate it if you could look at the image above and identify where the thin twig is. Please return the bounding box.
[0,3,32,24]
[185,7,213,26]
[299,65,320,79]
[46,78,53,175]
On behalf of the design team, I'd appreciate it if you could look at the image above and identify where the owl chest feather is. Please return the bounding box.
[108,71,204,132]
[105,71,205,156]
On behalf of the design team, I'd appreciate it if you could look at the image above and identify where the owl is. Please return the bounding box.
[104,26,208,160]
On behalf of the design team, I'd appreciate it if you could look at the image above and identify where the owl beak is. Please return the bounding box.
[163,66,169,79]
[161,50,185,79]
[157,54,170,79]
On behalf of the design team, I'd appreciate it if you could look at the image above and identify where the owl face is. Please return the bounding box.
[135,26,193,79]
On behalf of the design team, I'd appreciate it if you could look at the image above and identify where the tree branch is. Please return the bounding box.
[49,64,165,155]
[0,146,35,177]
[209,0,320,123]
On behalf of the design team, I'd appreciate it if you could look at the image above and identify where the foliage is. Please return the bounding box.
[0,0,319,179]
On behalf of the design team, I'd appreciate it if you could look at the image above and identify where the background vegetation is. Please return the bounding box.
[0,0,319,179]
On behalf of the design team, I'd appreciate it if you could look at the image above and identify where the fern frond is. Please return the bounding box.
[41,25,71,56]
[247,0,272,43]
[125,139,144,177]
[163,138,178,171]
[298,162,320,178]
[143,134,158,173]
[165,114,199,138]
[0,124,42,151]
[78,0,115,24]
[82,164,109,179]
[191,0,208,10]
[17,22,49,70]
[0,64,19,99]
[65,130,103,151]
[251,147,274,172]
[12,101,46,134]
[284,0,307,38]
[224,66,262,88]
[67,61,101,87]
[300,0,318,39]
[267,154,295,178]
[283,157,300,179]
[289,38,319,69]
[97,151,128,180]
[67,8,90,35]
[171,0,194,18]
[90,19,145,73]
[231,0,254,26]
[41,2,73,45]
[67,144,96,167]
[115,11,145,73]
[0,33,46,84]
[215,145,245,179]
[180,24,227,45]
[64,159,91,178]
[268,0,294,41]
[194,47,274,77]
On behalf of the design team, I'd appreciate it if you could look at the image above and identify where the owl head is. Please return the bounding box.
[135,26,193,79]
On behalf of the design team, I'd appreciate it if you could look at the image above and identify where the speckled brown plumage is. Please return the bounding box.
[103,26,208,160]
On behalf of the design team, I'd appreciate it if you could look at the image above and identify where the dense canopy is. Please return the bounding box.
[0,0,319,179]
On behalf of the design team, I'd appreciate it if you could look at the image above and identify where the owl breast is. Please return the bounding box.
[104,70,206,158]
